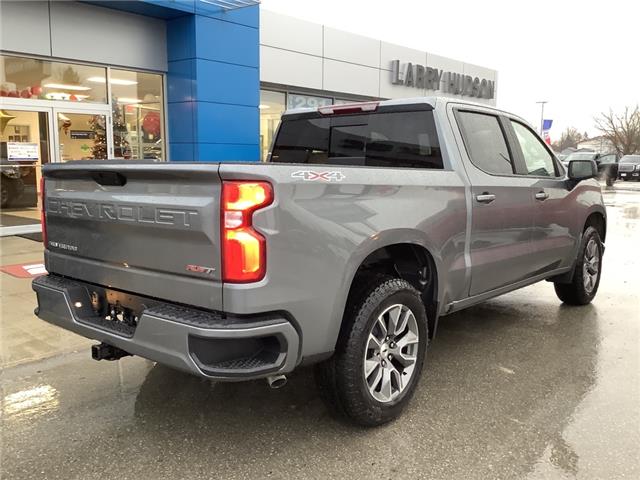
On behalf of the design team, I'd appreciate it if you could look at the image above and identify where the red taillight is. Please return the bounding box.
[40,177,47,247]
[221,181,273,283]
[318,101,379,116]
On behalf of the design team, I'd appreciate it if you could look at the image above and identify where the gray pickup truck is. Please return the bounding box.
[33,98,606,426]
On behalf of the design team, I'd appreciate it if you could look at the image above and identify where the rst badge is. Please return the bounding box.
[186,264,216,276]
[291,170,346,182]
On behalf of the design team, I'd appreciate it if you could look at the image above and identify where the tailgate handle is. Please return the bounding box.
[91,171,127,187]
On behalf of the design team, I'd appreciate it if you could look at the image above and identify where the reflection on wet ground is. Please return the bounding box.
[1,189,639,480]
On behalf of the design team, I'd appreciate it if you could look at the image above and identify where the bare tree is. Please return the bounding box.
[595,106,640,156]
[553,127,584,151]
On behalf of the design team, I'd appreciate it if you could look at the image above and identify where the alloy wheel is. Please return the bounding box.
[363,303,419,403]
[583,238,600,294]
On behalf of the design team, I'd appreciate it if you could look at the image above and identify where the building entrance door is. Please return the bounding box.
[0,107,53,236]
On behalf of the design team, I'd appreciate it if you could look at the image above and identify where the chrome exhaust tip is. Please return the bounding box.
[266,374,287,389]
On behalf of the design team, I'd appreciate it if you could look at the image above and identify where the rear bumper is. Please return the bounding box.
[32,275,300,381]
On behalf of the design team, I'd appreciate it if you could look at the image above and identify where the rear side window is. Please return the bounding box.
[270,111,443,169]
[456,111,514,175]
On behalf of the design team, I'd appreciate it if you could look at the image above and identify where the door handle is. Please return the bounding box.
[535,191,549,201]
[475,193,496,204]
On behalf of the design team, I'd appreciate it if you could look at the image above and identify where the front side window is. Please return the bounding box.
[457,111,514,175]
[270,110,443,169]
[511,121,557,177]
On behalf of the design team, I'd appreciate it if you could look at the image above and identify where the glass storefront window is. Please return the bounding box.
[109,69,165,160]
[260,90,286,161]
[1,110,49,230]
[286,93,332,110]
[334,99,357,105]
[0,55,107,103]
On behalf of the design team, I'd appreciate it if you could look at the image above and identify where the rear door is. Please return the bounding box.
[43,162,223,310]
[453,108,536,296]
[505,119,578,273]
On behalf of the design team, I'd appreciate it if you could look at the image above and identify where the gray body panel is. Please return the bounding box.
[34,97,607,379]
[219,163,467,358]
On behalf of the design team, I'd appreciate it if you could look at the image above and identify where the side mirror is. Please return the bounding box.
[568,159,597,180]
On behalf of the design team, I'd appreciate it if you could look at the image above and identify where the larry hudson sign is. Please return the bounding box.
[390,60,495,100]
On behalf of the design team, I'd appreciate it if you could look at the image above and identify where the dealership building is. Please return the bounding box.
[0,0,498,235]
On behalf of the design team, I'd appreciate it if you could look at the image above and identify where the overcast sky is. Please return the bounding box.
[261,0,639,141]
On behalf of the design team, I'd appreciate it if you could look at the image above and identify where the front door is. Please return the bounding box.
[53,109,113,162]
[453,108,537,296]
[506,119,577,274]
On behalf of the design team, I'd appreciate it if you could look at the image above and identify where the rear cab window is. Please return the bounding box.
[269,109,443,169]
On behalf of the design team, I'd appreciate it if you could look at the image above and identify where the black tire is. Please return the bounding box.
[315,276,428,427]
[554,226,603,305]
[606,176,614,186]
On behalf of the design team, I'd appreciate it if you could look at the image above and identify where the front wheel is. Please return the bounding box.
[554,226,603,305]
[606,176,614,186]
[315,277,428,426]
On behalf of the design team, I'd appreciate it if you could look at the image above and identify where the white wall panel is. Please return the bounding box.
[461,63,497,104]
[0,1,51,57]
[323,27,380,68]
[380,42,427,72]
[379,69,426,99]
[261,46,323,90]
[427,53,465,98]
[260,10,323,56]
[50,2,167,71]
[379,43,428,99]
[463,62,497,82]
[323,59,379,97]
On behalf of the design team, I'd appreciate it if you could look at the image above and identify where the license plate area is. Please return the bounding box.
[74,286,161,338]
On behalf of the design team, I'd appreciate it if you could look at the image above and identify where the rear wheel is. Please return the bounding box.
[315,277,428,426]
[554,226,603,305]
[605,176,614,186]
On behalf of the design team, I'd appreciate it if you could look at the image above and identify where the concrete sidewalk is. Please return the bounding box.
[0,236,90,368]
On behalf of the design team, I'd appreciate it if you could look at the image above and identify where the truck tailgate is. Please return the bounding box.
[42,162,223,311]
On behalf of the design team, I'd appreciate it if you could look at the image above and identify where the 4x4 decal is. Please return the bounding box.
[291,170,346,182]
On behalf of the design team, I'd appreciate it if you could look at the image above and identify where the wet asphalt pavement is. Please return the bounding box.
[1,186,639,480]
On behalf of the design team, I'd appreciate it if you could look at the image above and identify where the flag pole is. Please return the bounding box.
[536,101,548,135]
